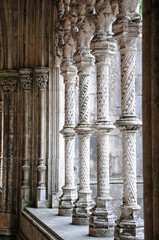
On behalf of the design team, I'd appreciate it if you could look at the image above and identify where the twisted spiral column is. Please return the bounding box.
[114,17,144,240]
[20,68,33,207]
[35,67,49,208]
[89,0,117,237]
[58,61,77,216]
[71,2,95,225]
[89,41,117,239]
[72,64,95,225]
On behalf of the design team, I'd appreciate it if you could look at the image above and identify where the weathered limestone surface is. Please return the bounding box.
[0,0,144,239]
[143,0,159,239]
[58,0,77,216]
[89,0,118,237]
[113,3,144,239]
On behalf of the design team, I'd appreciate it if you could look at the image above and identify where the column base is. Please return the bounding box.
[114,205,144,240]
[89,197,116,237]
[58,187,77,216]
[72,191,95,225]
[36,187,49,208]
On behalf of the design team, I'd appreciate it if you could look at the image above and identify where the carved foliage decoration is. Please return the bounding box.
[20,77,32,90]
[1,79,17,92]
[36,74,49,90]
[118,0,140,17]
[95,0,118,36]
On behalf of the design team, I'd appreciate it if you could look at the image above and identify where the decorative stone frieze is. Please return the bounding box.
[113,8,144,240]
[20,68,33,207]
[0,70,18,212]
[89,0,118,237]
[35,67,49,208]
[0,71,18,92]
[72,2,95,226]
[58,0,77,215]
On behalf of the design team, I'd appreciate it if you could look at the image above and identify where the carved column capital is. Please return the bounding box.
[94,0,118,38]
[19,68,33,91]
[0,71,19,92]
[117,0,140,20]
[35,67,49,90]
[113,17,141,50]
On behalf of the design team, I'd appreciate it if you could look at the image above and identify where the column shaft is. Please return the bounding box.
[0,100,3,182]
[35,67,49,208]
[58,0,77,216]
[89,1,117,237]
[20,68,33,206]
[0,70,18,213]
[72,2,95,225]
[113,9,144,239]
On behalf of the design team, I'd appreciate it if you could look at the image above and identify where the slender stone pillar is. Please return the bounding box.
[20,68,33,207]
[113,4,144,239]
[72,3,95,225]
[89,0,117,237]
[58,17,77,215]
[0,70,18,212]
[35,67,49,208]
[0,99,3,183]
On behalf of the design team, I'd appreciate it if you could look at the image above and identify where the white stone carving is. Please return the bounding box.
[123,132,137,205]
[72,1,95,226]
[58,0,77,216]
[97,134,110,197]
[79,134,90,190]
[121,49,136,116]
[113,8,144,240]
[89,0,117,237]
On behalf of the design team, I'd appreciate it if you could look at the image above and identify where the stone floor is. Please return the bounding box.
[26,208,113,240]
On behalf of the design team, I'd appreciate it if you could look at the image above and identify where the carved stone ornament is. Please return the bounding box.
[19,68,33,91]
[35,67,49,90]
[118,0,140,19]
[0,70,19,92]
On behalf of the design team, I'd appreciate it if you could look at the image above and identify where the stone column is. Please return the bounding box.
[0,70,18,212]
[143,1,159,239]
[0,98,3,183]
[113,5,144,239]
[72,3,95,225]
[58,19,77,215]
[89,0,117,237]
[20,68,33,207]
[35,67,49,208]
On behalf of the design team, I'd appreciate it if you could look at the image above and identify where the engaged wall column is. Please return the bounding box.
[20,68,33,207]
[35,67,49,208]
[0,96,3,184]
[0,70,18,212]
